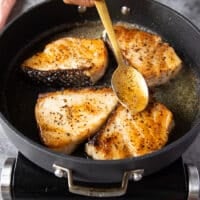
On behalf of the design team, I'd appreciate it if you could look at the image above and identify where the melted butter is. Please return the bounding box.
[57,21,104,38]
[153,66,199,125]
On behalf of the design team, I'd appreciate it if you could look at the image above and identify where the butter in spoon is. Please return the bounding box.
[94,0,149,114]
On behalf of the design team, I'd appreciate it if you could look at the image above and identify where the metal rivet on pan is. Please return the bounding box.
[129,169,144,182]
[121,6,131,15]
[78,6,87,13]
[54,168,65,178]
[133,172,143,181]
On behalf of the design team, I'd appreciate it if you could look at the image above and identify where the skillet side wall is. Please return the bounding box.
[0,0,200,183]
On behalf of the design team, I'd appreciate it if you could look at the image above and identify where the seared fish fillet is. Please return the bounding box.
[86,102,174,160]
[21,37,108,87]
[35,88,118,154]
[113,25,182,87]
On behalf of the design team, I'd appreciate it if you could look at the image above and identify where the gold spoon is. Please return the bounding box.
[95,0,149,114]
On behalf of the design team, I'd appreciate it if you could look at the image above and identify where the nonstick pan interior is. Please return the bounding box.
[1,19,200,158]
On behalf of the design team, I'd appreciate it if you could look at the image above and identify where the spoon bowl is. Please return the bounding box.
[111,64,149,114]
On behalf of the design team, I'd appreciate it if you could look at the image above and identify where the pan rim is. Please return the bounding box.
[0,0,200,165]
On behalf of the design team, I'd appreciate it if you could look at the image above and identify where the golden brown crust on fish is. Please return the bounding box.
[113,25,182,87]
[35,87,118,154]
[86,102,174,160]
[21,37,108,87]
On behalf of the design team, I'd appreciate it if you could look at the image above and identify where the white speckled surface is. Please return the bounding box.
[0,0,200,195]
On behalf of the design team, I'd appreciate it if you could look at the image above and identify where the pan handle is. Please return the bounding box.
[53,164,144,197]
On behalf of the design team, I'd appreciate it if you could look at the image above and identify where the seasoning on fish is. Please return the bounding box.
[21,37,108,87]
[112,25,182,87]
[35,87,118,154]
[86,102,174,160]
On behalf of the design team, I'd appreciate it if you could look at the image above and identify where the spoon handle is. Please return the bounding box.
[95,0,124,66]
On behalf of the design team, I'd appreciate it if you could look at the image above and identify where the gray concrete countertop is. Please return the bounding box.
[0,0,200,190]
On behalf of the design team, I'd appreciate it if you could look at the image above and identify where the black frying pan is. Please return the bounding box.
[0,0,200,197]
